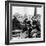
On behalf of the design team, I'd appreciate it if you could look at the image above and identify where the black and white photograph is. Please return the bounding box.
[5,1,45,45]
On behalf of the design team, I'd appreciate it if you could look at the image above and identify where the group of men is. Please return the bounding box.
[12,14,41,38]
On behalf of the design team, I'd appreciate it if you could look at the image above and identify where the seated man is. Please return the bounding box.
[12,16,25,30]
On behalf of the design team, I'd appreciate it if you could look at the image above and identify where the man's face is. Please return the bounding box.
[17,15,24,23]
